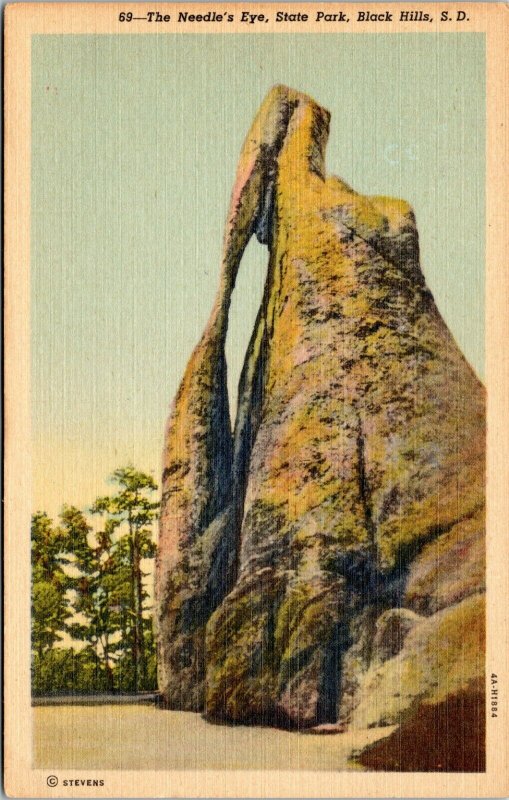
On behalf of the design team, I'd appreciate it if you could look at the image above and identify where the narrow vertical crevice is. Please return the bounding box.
[315,417,380,722]
[356,414,378,564]
[316,620,352,724]
[228,274,271,582]
[224,237,268,426]
[228,207,282,582]
[191,151,284,626]
[199,349,234,532]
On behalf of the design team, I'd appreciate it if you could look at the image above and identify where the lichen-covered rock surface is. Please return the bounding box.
[156,86,485,770]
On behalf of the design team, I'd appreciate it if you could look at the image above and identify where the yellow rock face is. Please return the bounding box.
[156,86,485,761]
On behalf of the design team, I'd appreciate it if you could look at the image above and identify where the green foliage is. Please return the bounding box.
[31,512,70,657]
[31,465,159,696]
[32,580,67,654]
[90,466,159,692]
[32,647,111,695]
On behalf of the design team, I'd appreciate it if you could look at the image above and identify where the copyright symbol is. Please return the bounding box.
[47,776,58,787]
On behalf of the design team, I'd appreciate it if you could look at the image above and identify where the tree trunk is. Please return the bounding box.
[127,525,139,693]
[102,636,115,692]
[133,531,146,690]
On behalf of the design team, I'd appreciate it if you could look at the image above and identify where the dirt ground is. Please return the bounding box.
[33,705,395,771]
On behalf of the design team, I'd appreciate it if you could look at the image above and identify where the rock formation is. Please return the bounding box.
[156,86,485,770]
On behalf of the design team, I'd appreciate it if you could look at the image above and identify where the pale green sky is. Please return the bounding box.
[32,33,485,519]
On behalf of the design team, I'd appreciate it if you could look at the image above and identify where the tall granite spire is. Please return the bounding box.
[156,86,485,769]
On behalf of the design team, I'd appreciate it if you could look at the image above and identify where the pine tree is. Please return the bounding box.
[31,512,69,660]
[62,507,121,692]
[91,467,158,692]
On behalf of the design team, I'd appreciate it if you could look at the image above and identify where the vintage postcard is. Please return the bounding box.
[4,2,509,797]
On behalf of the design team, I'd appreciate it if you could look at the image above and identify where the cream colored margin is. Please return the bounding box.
[4,3,508,797]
